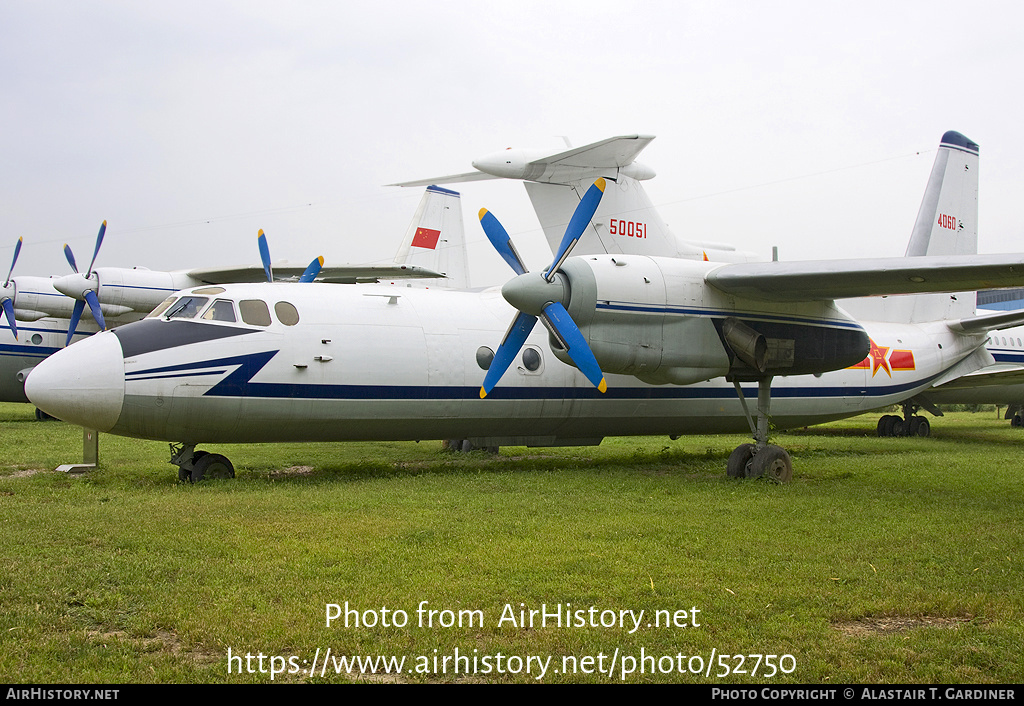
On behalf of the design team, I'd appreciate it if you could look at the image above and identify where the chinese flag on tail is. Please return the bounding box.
[412,227,441,249]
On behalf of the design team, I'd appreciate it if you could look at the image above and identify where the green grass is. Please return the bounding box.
[0,404,1021,683]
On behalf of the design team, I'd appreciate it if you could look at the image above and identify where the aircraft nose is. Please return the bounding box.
[25,331,125,432]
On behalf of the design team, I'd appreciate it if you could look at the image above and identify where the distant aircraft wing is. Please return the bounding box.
[706,255,1024,301]
[186,264,445,285]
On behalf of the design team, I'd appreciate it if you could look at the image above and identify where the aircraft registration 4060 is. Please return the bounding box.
[25,131,1024,483]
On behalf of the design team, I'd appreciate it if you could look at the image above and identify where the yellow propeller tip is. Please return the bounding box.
[258,229,265,236]
[479,387,488,399]
[598,379,607,393]
[317,256,325,265]
[478,208,489,220]
[595,177,606,192]
[101,220,107,226]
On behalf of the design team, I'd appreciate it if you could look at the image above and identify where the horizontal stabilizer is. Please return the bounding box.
[390,134,657,187]
[531,134,655,170]
[706,255,1024,301]
[932,363,1024,390]
[188,264,444,285]
[389,171,499,188]
[948,308,1024,333]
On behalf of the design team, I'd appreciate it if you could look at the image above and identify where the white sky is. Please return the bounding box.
[2,0,1023,287]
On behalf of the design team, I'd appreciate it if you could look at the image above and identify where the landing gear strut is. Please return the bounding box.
[170,443,235,482]
[877,402,931,437]
[728,377,793,483]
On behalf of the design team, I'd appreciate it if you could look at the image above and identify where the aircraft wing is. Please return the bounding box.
[186,264,445,285]
[706,255,1024,301]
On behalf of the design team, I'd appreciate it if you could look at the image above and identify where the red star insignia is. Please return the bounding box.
[868,339,891,378]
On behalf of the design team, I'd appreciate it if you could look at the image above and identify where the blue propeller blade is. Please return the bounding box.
[540,302,606,392]
[66,300,85,347]
[84,289,106,331]
[5,237,22,288]
[257,229,273,282]
[546,178,605,281]
[480,311,538,398]
[299,256,324,283]
[63,244,79,273]
[86,221,106,276]
[1,298,17,340]
[478,178,608,397]
[479,208,527,276]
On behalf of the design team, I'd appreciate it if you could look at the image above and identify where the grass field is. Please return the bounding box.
[0,403,1021,683]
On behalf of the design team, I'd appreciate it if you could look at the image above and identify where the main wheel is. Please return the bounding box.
[877,415,896,437]
[1012,415,1022,428]
[190,453,235,482]
[910,416,930,437]
[727,443,755,478]
[749,445,792,483]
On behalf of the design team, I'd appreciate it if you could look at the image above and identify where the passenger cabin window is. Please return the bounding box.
[275,301,299,326]
[202,299,237,322]
[148,297,177,318]
[239,299,272,327]
[165,296,209,320]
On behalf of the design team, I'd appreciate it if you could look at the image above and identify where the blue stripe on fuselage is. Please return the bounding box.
[125,349,943,402]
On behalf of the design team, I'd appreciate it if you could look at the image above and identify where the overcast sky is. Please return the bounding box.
[3,1,1023,287]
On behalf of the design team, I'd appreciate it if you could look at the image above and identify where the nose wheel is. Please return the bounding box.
[171,444,235,482]
[728,377,793,483]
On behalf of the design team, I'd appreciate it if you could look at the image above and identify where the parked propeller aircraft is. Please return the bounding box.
[23,130,1024,483]
[0,185,465,404]
[406,131,1024,441]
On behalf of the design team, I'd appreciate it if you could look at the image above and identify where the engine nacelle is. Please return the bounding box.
[557,255,869,384]
[92,268,201,314]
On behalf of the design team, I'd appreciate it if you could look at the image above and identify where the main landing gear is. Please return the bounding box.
[170,443,235,483]
[876,402,931,437]
[727,377,793,483]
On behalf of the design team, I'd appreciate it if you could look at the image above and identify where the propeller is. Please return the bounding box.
[62,221,107,346]
[0,237,23,339]
[258,229,324,283]
[478,178,607,398]
[299,256,324,283]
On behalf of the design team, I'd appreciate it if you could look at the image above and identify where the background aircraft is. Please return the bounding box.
[23,132,1024,483]
[0,185,464,405]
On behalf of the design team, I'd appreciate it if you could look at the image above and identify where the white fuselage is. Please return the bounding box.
[25,277,984,447]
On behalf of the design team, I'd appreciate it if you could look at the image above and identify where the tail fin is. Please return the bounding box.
[392,185,468,289]
[905,130,979,258]
[841,131,980,323]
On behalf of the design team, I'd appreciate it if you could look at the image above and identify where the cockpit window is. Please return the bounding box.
[202,299,237,322]
[275,301,299,326]
[239,299,272,327]
[147,297,177,319]
[164,296,209,320]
